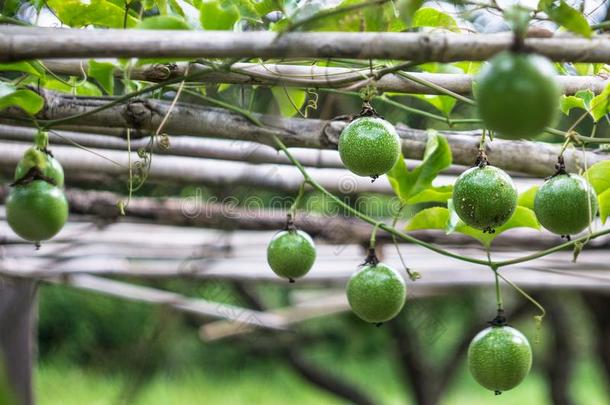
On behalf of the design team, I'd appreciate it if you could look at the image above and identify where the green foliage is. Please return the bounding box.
[88,60,116,95]
[271,87,306,117]
[136,15,192,30]
[560,89,594,116]
[282,0,407,32]
[411,7,458,31]
[0,61,45,77]
[199,0,240,29]
[387,130,452,204]
[518,186,539,210]
[413,94,456,116]
[47,0,140,28]
[589,83,610,122]
[0,83,44,115]
[406,200,540,247]
[584,160,610,223]
[538,0,592,38]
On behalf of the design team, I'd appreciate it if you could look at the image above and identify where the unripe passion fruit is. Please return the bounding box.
[338,116,401,178]
[453,165,518,231]
[6,180,69,243]
[266,229,316,281]
[534,174,597,236]
[14,148,65,187]
[475,51,560,139]
[468,325,532,394]
[346,263,406,323]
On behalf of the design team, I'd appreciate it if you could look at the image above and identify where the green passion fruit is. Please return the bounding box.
[468,325,532,394]
[6,180,69,243]
[338,116,401,178]
[452,165,518,231]
[534,174,597,236]
[266,229,316,281]
[475,51,560,139]
[346,263,406,324]
[14,148,65,187]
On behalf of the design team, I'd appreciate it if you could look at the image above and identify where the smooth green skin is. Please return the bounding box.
[6,180,69,242]
[346,263,406,323]
[266,230,316,280]
[14,148,65,187]
[534,174,598,236]
[475,51,560,139]
[468,326,532,393]
[453,166,518,230]
[338,117,401,177]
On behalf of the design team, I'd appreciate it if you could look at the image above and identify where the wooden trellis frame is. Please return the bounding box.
[1,22,610,405]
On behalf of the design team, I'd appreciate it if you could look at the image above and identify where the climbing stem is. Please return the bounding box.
[273,135,610,269]
[369,223,380,250]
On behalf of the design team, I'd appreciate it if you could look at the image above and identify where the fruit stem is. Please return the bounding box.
[487,248,504,313]
[391,206,421,281]
[505,5,531,52]
[34,130,49,151]
[363,247,379,266]
[289,182,307,219]
[369,223,380,250]
[496,271,546,326]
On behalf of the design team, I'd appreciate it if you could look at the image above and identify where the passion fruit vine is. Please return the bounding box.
[266,229,316,282]
[452,165,518,232]
[534,173,597,236]
[475,51,560,139]
[346,260,406,324]
[468,325,532,394]
[338,116,401,178]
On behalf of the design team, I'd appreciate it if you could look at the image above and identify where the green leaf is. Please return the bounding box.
[584,160,610,195]
[560,89,594,115]
[253,0,283,16]
[200,0,240,30]
[538,0,592,37]
[396,0,425,25]
[411,7,458,31]
[589,83,610,122]
[387,130,452,203]
[47,0,140,28]
[405,207,450,231]
[88,60,116,95]
[414,94,456,116]
[584,160,610,223]
[136,15,191,30]
[271,87,306,117]
[597,188,610,224]
[406,185,453,204]
[0,61,44,77]
[517,186,539,210]
[289,0,403,32]
[0,83,44,115]
[407,201,540,247]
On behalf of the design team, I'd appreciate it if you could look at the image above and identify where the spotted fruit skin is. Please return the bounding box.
[534,174,597,236]
[266,230,316,280]
[346,263,406,323]
[6,180,69,242]
[468,326,532,393]
[452,165,518,230]
[475,51,560,139]
[338,117,401,177]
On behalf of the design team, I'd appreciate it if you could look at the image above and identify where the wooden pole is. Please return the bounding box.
[0,278,37,405]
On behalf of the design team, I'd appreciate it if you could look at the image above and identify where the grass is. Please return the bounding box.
[36,355,610,405]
